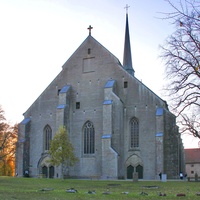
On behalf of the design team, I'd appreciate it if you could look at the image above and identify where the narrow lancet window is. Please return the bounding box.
[44,125,52,151]
[83,121,95,154]
[130,117,139,148]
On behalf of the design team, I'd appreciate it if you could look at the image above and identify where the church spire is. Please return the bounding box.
[123,5,135,76]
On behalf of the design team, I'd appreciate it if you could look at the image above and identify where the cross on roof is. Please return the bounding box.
[87,25,93,35]
[124,4,130,14]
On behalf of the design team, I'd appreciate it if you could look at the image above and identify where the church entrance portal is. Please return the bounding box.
[49,166,54,178]
[42,166,54,178]
[127,165,134,179]
[136,164,143,179]
[38,155,55,178]
[42,166,48,178]
[127,165,143,179]
[126,154,143,179]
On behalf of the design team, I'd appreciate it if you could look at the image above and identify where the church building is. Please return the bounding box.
[16,11,184,180]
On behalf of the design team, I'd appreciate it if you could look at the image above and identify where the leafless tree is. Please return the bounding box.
[160,0,200,138]
[0,105,6,133]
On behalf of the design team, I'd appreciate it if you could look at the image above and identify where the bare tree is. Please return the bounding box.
[160,0,200,138]
[0,105,6,134]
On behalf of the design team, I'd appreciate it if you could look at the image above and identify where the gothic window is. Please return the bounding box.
[130,117,139,148]
[44,125,52,151]
[83,121,95,154]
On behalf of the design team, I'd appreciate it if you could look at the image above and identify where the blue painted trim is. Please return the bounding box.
[103,100,113,105]
[102,134,112,139]
[60,85,70,94]
[21,118,31,125]
[156,132,163,137]
[18,138,26,143]
[57,104,66,109]
[104,80,115,88]
[156,108,163,116]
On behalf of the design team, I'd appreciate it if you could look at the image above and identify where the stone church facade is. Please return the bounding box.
[16,12,184,180]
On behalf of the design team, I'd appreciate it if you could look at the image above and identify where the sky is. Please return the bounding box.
[0,0,198,148]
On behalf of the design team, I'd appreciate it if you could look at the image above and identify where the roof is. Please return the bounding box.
[184,148,200,164]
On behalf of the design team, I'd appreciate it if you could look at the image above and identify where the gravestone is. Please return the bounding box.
[162,174,167,182]
[133,172,138,182]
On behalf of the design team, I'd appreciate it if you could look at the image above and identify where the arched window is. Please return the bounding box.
[44,125,52,151]
[130,117,139,148]
[83,121,95,154]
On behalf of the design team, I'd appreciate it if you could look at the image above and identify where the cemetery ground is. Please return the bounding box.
[1,177,200,199]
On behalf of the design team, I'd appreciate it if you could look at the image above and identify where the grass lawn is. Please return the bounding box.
[0,177,200,199]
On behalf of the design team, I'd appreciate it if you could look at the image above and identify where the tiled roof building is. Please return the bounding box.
[185,148,200,177]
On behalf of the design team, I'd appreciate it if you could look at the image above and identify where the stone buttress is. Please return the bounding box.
[101,80,123,179]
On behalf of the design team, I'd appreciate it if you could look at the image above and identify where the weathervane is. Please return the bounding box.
[124,4,130,14]
[87,25,93,35]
